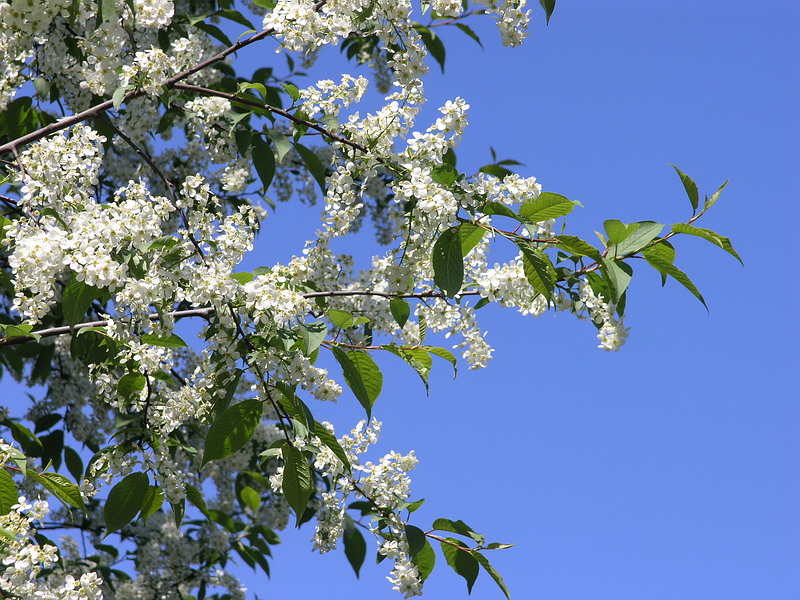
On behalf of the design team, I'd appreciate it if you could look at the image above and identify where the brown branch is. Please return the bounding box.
[0,1,329,156]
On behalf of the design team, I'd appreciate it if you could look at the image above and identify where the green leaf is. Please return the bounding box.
[519,192,576,223]
[202,399,263,466]
[701,180,728,216]
[193,21,233,47]
[519,244,556,300]
[539,0,556,24]
[327,309,369,330]
[454,23,483,48]
[432,228,464,298]
[423,346,457,379]
[281,82,300,102]
[218,8,256,29]
[603,219,636,245]
[252,136,276,191]
[671,223,742,264]
[384,346,433,393]
[112,85,127,110]
[140,333,188,348]
[117,373,146,401]
[100,0,116,23]
[230,271,254,284]
[103,472,149,535]
[389,298,411,328]
[644,255,707,309]
[601,259,633,303]
[471,550,511,600]
[343,514,366,577]
[239,485,261,511]
[0,468,17,515]
[63,446,84,482]
[139,485,163,522]
[612,221,664,257]
[331,348,382,418]
[458,223,485,256]
[298,321,327,356]
[440,538,480,593]
[281,443,312,525]
[268,130,292,163]
[295,143,327,193]
[641,241,676,285]
[432,518,485,545]
[415,540,437,581]
[62,273,102,327]
[671,164,699,211]
[431,163,459,187]
[481,201,522,221]
[415,25,446,72]
[554,235,602,260]
[185,483,210,518]
[405,524,426,558]
[29,472,85,511]
[313,421,351,472]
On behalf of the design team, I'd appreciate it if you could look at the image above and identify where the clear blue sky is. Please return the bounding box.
[7,1,799,599]
[234,2,799,599]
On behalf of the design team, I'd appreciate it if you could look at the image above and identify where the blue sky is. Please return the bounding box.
[233,1,799,599]
[6,1,799,599]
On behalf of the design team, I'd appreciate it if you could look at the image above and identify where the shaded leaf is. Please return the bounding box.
[519,244,556,300]
[252,136,276,191]
[389,298,411,328]
[440,538,479,593]
[671,164,699,211]
[645,255,707,309]
[281,443,312,525]
[295,143,327,192]
[202,399,263,466]
[432,228,463,297]
[62,274,102,327]
[104,472,149,535]
[343,513,366,577]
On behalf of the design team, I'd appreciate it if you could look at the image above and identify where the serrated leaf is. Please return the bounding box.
[389,298,411,328]
[295,143,327,193]
[252,136,276,191]
[701,180,728,215]
[202,399,263,466]
[313,422,351,471]
[430,163,458,186]
[139,485,164,522]
[62,274,102,327]
[32,472,86,512]
[384,346,432,393]
[281,82,300,102]
[140,333,187,348]
[281,443,312,525]
[641,241,676,285]
[458,223,485,256]
[432,228,463,298]
[298,321,327,356]
[331,348,381,418]
[481,201,522,221]
[328,309,369,330]
[454,23,483,47]
[117,373,146,401]
[104,472,149,535]
[554,235,602,260]
[343,513,366,577]
[432,518,485,545]
[603,219,636,245]
[405,524,426,558]
[0,468,17,515]
[612,222,664,256]
[519,192,576,223]
[519,244,555,300]
[471,550,511,599]
[601,259,633,303]
[671,164,699,211]
[671,223,742,264]
[645,255,707,309]
[185,483,210,518]
[440,538,480,593]
[423,346,457,379]
[415,540,436,581]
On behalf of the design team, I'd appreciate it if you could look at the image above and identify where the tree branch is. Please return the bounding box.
[0,290,481,346]
[0,1,329,156]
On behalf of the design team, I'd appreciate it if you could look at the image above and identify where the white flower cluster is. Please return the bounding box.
[578,280,630,351]
[0,492,103,600]
[299,74,369,119]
